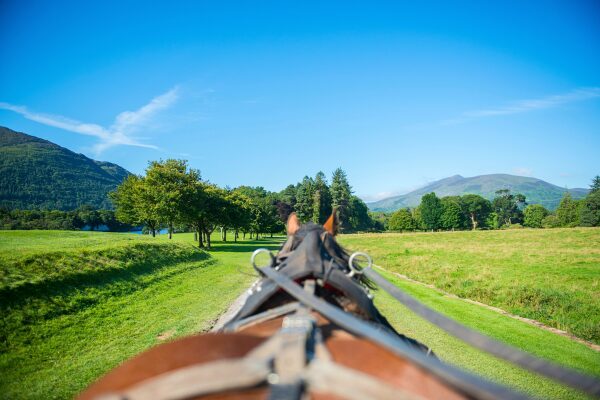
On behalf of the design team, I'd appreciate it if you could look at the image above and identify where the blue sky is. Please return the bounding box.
[1,1,599,200]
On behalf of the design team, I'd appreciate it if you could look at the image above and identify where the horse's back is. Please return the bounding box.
[80,316,467,400]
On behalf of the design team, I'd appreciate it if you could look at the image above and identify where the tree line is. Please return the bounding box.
[0,205,132,231]
[3,160,597,237]
[379,176,600,232]
[109,159,377,247]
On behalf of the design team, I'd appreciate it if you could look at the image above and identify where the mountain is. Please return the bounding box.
[367,174,589,212]
[0,126,131,210]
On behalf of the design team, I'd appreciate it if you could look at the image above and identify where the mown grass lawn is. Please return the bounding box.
[339,227,600,344]
[1,229,599,399]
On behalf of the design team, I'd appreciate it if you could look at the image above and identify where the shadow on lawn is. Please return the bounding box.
[210,238,284,253]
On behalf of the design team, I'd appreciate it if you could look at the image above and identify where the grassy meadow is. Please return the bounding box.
[0,228,599,399]
[340,228,600,344]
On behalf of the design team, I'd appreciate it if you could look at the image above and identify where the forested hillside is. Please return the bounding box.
[0,127,130,210]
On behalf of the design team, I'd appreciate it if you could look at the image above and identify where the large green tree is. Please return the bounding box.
[110,174,161,236]
[312,171,332,224]
[388,208,415,232]
[330,168,352,232]
[461,194,491,230]
[294,176,315,222]
[440,196,464,230]
[556,192,580,227]
[523,204,549,228]
[580,191,600,227]
[183,181,209,247]
[492,189,526,227]
[590,175,600,193]
[234,186,281,239]
[144,159,200,239]
[225,190,252,242]
[420,192,442,230]
[348,196,373,231]
[579,176,600,227]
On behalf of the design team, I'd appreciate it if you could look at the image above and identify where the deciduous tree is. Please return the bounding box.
[388,208,414,232]
[145,159,200,239]
[421,192,442,230]
[556,192,580,227]
[492,189,526,227]
[461,194,491,230]
[523,204,549,228]
[440,196,464,230]
[348,196,372,231]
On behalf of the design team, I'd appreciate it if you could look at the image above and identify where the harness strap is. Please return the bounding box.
[268,281,317,399]
[363,267,600,398]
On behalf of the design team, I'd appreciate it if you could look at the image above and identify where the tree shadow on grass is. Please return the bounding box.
[210,238,284,254]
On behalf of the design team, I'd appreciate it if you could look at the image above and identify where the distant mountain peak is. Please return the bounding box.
[368,173,587,212]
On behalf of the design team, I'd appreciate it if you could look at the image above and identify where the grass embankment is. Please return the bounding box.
[0,231,280,399]
[340,228,600,344]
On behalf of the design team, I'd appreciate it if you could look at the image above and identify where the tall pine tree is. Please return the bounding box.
[330,168,352,232]
[294,176,315,222]
[312,171,332,224]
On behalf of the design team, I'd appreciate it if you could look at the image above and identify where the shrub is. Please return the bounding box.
[542,215,560,228]
[523,204,549,228]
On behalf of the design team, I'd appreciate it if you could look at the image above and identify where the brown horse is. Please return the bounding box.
[79,212,599,400]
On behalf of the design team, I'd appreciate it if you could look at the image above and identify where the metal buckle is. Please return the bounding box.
[347,252,372,277]
[251,248,274,274]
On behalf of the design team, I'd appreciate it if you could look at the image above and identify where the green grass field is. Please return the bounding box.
[1,228,599,399]
[339,228,600,344]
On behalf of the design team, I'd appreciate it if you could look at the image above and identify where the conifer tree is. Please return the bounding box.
[330,168,352,231]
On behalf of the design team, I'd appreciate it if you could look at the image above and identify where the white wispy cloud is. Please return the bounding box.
[442,87,600,125]
[0,86,179,154]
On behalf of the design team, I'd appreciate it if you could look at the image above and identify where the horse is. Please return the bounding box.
[80,212,600,400]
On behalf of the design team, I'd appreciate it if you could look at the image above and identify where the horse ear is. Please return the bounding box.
[287,212,300,235]
[323,208,339,236]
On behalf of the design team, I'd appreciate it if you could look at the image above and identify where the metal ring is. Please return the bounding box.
[251,248,274,273]
[347,252,372,277]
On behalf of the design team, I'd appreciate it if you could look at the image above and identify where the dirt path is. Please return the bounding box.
[374,264,600,352]
[210,280,258,332]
